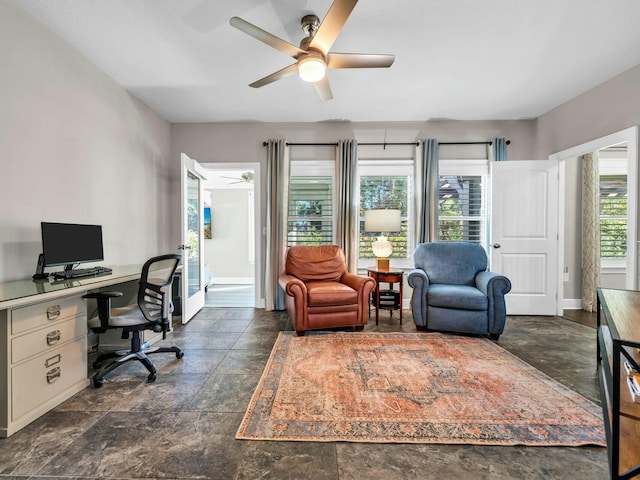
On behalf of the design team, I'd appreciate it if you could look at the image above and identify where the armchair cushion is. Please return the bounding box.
[285,245,346,282]
[306,281,358,306]
[428,284,488,311]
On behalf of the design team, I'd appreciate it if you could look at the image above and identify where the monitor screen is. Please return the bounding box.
[41,222,104,268]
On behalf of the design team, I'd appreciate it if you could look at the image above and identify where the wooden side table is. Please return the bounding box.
[367,267,404,325]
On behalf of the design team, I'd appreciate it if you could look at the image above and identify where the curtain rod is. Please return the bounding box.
[261,140,511,147]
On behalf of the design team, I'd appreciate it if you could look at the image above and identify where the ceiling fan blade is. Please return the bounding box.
[309,0,358,55]
[327,52,395,69]
[249,63,298,88]
[230,16,305,58]
[313,76,334,101]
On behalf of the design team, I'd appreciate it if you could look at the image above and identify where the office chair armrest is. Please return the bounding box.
[82,291,124,332]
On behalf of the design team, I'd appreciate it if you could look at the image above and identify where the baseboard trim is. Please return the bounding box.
[211,277,254,285]
[563,298,582,310]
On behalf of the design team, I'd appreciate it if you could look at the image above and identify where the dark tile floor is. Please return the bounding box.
[0,308,608,480]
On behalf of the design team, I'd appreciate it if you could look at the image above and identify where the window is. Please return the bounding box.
[438,160,488,248]
[358,160,413,267]
[599,158,627,260]
[287,160,334,247]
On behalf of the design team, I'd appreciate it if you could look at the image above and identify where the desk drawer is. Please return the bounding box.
[11,296,86,335]
[11,316,86,364]
[11,337,87,422]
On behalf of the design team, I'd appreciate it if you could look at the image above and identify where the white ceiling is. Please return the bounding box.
[11,0,640,123]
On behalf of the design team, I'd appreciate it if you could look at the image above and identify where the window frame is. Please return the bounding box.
[438,159,489,250]
[599,157,627,271]
[287,159,336,247]
[357,158,415,270]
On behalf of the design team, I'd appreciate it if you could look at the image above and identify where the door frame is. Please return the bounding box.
[550,126,639,315]
[202,162,263,308]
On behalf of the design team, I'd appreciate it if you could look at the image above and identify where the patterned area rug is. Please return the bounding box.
[236,332,606,446]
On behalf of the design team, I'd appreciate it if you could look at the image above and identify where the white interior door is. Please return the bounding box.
[491,159,559,315]
[180,153,207,323]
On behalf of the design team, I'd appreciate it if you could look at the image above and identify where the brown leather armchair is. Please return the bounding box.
[279,245,376,336]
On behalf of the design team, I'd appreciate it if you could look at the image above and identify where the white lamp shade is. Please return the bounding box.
[364,209,401,233]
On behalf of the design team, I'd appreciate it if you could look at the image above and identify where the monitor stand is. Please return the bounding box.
[32,254,49,280]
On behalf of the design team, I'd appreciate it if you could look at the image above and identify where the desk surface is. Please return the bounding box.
[0,265,142,310]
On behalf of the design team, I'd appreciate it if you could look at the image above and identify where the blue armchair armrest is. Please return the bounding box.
[475,271,512,334]
[407,268,430,327]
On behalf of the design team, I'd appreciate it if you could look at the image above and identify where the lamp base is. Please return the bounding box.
[376,257,390,270]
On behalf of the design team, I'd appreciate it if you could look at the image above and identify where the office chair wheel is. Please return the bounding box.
[176,351,184,359]
[92,360,103,369]
[92,377,104,388]
[146,373,157,383]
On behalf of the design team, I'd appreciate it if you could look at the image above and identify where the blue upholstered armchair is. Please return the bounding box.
[407,242,511,340]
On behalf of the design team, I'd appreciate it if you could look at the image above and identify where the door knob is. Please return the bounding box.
[493,243,501,248]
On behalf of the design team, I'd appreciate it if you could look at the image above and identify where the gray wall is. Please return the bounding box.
[535,64,640,158]
[0,1,173,282]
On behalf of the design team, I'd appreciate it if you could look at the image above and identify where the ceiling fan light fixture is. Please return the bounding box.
[298,53,326,82]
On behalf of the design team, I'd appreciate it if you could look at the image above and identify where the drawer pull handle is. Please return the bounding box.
[45,354,61,368]
[46,330,61,345]
[46,367,61,384]
[46,305,61,320]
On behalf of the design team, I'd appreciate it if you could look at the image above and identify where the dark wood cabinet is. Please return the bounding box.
[596,288,640,479]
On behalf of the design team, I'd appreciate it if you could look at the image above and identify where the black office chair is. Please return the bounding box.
[83,254,183,387]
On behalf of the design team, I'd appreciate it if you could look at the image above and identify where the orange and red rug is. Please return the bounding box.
[236,332,606,446]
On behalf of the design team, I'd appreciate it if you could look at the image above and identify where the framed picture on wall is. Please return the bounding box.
[204,206,212,239]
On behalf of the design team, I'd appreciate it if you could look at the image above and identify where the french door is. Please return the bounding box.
[180,153,206,323]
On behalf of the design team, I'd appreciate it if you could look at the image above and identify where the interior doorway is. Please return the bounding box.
[201,162,261,308]
[552,126,639,314]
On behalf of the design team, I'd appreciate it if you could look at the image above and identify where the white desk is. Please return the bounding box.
[0,265,142,437]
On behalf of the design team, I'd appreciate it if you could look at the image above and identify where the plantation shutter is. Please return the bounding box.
[438,174,486,244]
[287,176,333,246]
[600,174,627,258]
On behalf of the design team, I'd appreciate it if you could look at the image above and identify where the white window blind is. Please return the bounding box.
[600,174,627,258]
[287,160,334,247]
[438,160,488,247]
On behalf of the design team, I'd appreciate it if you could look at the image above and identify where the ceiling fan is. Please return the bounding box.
[221,171,254,184]
[229,0,394,101]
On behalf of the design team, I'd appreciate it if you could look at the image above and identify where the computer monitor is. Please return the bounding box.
[41,222,104,271]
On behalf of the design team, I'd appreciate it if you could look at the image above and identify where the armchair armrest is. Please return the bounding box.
[407,268,429,292]
[407,268,430,327]
[279,274,308,302]
[475,272,511,296]
[475,271,512,334]
[82,291,123,333]
[341,273,376,312]
[340,272,376,294]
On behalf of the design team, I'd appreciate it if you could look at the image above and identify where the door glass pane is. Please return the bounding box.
[187,171,201,298]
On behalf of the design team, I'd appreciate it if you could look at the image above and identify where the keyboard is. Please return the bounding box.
[52,266,113,279]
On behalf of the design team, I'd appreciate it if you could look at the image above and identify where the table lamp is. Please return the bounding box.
[364,209,401,270]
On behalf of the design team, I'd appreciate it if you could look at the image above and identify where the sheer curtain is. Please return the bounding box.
[264,139,289,311]
[336,140,359,271]
[581,151,600,312]
[416,139,439,243]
